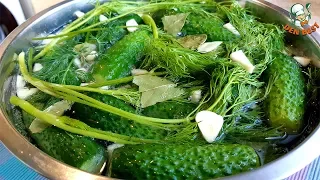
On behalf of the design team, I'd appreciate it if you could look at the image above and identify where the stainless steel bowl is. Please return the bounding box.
[1,0,320,179]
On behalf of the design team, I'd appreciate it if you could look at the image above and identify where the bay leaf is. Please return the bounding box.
[133,74,184,108]
[178,34,207,50]
[162,13,189,36]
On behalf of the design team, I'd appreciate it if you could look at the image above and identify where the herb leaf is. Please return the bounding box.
[178,34,207,50]
[133,74,184,108]
[162,13,189,36]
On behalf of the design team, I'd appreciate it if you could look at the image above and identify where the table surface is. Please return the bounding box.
[2,0,320,180]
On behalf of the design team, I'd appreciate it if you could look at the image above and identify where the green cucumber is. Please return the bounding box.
[181,13,237,41]
[142,101,196,119]
[110,144,260,179]
[264,52,306,133]
[22,93,106,174]
[94,13,143,52]
[153,7,236,41]
[72,93,168,140]
[92,30,151,81]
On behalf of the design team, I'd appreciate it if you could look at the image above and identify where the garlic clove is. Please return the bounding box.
[197,41,223,53]
[126,19,139,32]
[17,88,38,100]
[16,75,26,90]
[230,50,255,73]
[99,86,110,90]
[73,57,82,68]
[99,15,108,22]
[195,111,224,143]
[293,56,311,67]
[33,63,43,72]
[190,90,202,103]
[86,51,98,62]
[74,11,85,18]
[223,23,240,36]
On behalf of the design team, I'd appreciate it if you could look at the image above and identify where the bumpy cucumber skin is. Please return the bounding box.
[111,144,260,179]
[265,52,306,133]
[181,14,237,41]
[92,30,150,81]
[96,14,143,51]
[142,101,196,119]
[72,93,168,140]
[22,94,106,174]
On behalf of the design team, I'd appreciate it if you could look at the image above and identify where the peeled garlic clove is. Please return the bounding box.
[33,63,43,72]
[190,90,202,103]
[197,41,223,53]
[230,50,255,73]
[293,56,311,67]
[17,88,38,100]
[16,75,26,90]
[126,19,139,32]
[80,83,89,87]
[195,111,224,143]
[99,86,110,90]
[131,69,149,76]
[99,15,108,22]
[74,11,85,18]
[86,51,98,62]
[73,57,82,68]
[223,23,240,36]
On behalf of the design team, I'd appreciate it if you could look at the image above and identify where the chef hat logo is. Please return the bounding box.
[290,3,311,27]
[291,3,305,16]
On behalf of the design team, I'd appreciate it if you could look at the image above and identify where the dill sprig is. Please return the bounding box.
[141,33,224,77]
[218,2,284,65]
[32,38,83,86]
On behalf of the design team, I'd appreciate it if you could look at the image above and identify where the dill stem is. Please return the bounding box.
[33,7,103,61]
[27,48,34,72]
[84,0,204,30]
[9,96,154,144]
[19,52,190,125]
[207,76,236,111]
[142,14,158,39]
[32,28,107,40]
[87,71,166,88]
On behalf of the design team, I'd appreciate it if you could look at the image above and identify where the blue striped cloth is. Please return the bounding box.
[0,142,318,179]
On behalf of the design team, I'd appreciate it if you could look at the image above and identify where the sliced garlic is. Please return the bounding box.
[80,83,89,87]
[17,88,38,100]
[126,19,139,32]
[99,15,108,22]
[73,57,82,68]
[197,41,223,53]
[131,69,149,76]
[190,90,202,103]
[33,63,43,72]
[74,11,85,18]
[195,111,224,143]
[230,50,255,73]
[223,23,240,36]
[293,56,311,67]
[99,86,110,90]
[85,51,98,62]
[16,75,26,90]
